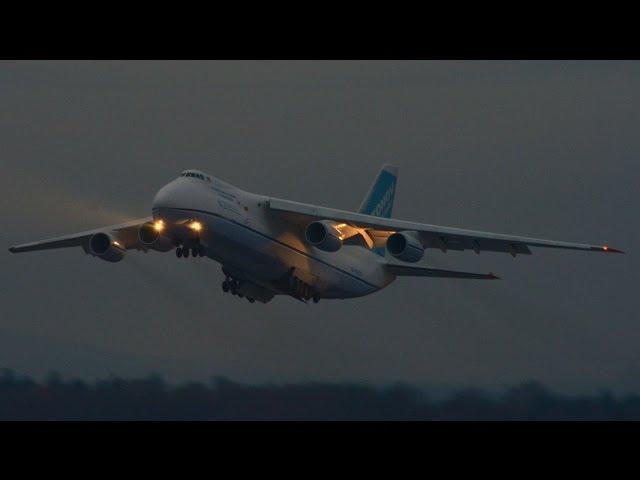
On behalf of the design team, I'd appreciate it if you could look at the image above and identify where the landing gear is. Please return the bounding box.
[221,272,255,302]
[175,242,206,259]
[222,274,240,295]
[288,272,316,302]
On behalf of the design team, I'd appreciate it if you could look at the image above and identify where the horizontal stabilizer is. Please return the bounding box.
[387,264,499,280]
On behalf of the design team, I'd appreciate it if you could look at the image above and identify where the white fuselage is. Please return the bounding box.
[151,174,395,300]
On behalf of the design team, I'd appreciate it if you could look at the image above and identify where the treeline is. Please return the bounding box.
[0,369,638,420]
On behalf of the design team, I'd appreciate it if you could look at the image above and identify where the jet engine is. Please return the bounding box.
[88,232,126,262]
[138,222,174,252]
[139,222,161,246]
[386,231,424,262]
[305,220,342,252]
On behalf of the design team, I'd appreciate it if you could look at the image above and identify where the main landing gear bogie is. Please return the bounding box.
[221,275,255,304]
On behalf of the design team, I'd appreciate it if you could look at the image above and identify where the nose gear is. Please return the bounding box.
[174,241,206,260]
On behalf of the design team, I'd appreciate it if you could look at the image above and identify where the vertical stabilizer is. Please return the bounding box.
[357,164,398,218]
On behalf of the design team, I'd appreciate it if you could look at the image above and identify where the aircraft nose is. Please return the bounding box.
[152,180,186,209]
[152,184,171,209]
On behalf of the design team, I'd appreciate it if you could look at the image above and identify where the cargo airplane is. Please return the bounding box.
[8,166,623,303]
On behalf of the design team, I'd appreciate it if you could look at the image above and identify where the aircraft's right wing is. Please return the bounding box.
[267,197,624,256]
[8,217,153,254]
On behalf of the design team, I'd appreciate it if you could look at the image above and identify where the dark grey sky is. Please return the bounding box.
[1,61,637,394]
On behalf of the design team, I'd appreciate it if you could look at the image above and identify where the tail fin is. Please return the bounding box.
[357,164,398,218]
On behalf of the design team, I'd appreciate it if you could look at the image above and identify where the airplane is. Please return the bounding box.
[8,165,623,304]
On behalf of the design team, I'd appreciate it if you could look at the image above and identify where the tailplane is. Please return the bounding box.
[387,264,500,280]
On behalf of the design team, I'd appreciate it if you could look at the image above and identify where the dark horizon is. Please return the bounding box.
[2,368,639,420]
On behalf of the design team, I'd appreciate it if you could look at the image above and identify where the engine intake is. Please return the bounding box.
[139,222,160,245]
[137,222,173,252]
[386,231,424,262]
[305,221,342,252]
[89,232,126,262]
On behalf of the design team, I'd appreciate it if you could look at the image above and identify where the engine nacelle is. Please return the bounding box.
[305,221,342,252]
[139,222,160,246]
[386,231,424,262]
[88,232,126,262]
[138,222,174,252]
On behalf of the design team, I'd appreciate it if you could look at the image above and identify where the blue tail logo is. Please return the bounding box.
[358,164,398,219]
[358,165,398,256]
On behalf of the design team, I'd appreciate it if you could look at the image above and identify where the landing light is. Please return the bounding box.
[153,220,165,232]
[188,221,203,232]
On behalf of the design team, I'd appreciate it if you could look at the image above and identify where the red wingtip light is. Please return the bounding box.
[602,245,624,254]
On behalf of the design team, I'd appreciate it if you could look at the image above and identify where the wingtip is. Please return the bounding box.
[8,246,17,253]
[488,272,501,280]
[600,246,625,254]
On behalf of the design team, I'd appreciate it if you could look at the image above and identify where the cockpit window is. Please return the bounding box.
[180,171,210,181]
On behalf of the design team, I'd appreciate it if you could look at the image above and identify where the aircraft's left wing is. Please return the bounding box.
[267,197,623,256]
[8,217,152,253]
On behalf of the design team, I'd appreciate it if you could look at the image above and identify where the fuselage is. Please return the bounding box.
[151,170,395,300]
[9,165,620,301]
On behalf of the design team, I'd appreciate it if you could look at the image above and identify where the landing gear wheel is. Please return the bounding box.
[183,248,190,258]
[222,281,230,292]
[192,248,199,258]
[247,297,255,303]
[199,246,206,257]
[312,295,320,304]
[176,247,183,258]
